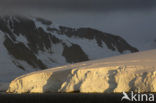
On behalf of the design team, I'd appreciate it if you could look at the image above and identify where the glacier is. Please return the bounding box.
[7,49,156,93]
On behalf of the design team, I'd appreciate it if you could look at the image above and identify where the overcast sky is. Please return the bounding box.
[0,0,156,12]
[0,0,156,50]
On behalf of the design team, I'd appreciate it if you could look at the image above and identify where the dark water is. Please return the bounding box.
[0,93,154,103]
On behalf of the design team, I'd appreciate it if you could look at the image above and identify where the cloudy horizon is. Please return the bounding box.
[0,0,156,13]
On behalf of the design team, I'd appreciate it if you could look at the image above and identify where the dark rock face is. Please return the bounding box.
[3,36,47,69]
[57,26,138,53]
[62,44,89,63]
[0,16,138,71]
[8,17,57,53]
[0,16,59,70]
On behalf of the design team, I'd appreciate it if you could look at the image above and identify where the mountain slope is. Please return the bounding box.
[0,16,138,82]
[7,49,156,93]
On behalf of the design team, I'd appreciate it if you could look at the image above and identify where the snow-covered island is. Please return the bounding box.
[6,49,156,93]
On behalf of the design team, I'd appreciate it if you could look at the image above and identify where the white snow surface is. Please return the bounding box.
[7,49,156,93]
[15,34,29,46]
[0,31,25,82]
[36,43,67,67]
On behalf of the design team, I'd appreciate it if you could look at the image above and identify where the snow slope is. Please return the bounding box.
[7,49,156,93]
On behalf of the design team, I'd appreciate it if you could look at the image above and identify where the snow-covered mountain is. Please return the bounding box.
[7,49,156,93]
[0,16,138,82]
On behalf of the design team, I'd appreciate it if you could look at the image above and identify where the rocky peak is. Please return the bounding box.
[57,26,138,53]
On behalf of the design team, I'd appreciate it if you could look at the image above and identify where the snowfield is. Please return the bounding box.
[6,49,156,93]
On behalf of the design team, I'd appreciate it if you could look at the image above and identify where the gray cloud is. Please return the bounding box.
[0,0,156,12]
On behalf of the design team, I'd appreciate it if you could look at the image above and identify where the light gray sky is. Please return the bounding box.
[0,0,156,49]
